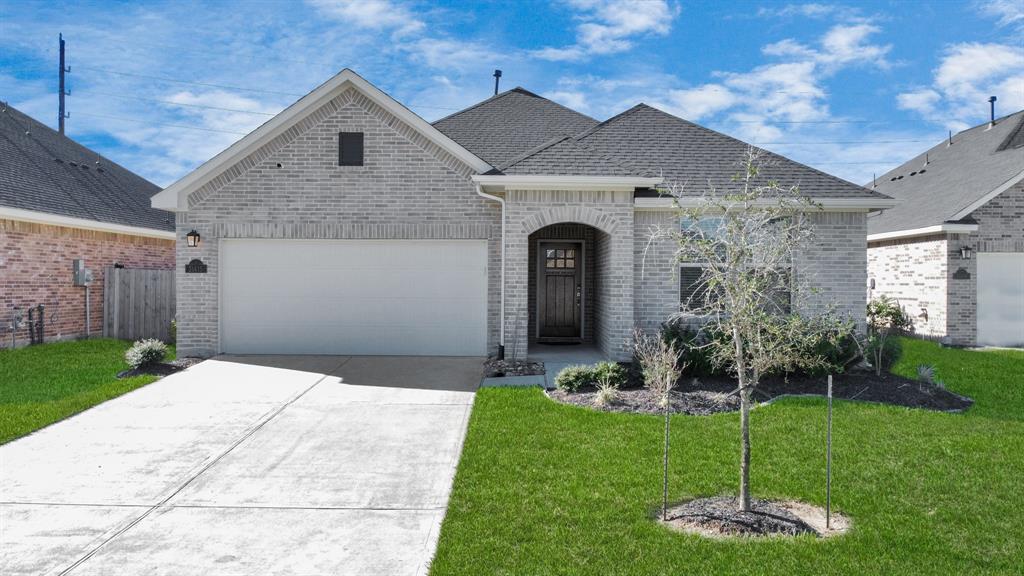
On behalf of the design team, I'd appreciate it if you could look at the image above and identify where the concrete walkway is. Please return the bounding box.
[0,355,481,576]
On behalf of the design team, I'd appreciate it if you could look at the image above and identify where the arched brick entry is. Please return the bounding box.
[503,192,635,361]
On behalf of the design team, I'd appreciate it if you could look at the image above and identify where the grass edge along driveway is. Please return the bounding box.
[430,339,1024,575]
[0,338,175,444]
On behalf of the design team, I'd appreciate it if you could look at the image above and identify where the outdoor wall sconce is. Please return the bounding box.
[186,229,201,248]
[959,245,973,260]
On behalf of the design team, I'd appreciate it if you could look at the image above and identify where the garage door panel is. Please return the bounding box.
[977,253,1024,348]
[220,240,487,356]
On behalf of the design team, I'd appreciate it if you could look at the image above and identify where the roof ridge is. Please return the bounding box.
[496,134,575,171]
[573,103,649,140]
[432,87,598,127]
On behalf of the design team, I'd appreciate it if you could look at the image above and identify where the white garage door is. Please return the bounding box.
[977,253,1024,348]
[220,239,488,356]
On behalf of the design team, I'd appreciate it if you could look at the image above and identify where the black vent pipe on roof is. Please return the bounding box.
[493,69,502,96]
[989,95,997,127]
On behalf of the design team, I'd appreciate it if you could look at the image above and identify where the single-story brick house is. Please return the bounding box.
[1,103,175,348]
[153,69,894,360]
[867,109,1024,347]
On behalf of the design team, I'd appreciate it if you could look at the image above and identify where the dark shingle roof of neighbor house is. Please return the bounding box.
[438,90,885,200]
[0,103,173,232]
[867,110,1024,235]
[432,87,599,167]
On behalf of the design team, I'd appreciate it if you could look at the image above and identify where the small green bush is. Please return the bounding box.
[554,365,595,392]
[593,361,628,388]
[125,338,168,369]
[866,336,902,372]
[659,322,729,377]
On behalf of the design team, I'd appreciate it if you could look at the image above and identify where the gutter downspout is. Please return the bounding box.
[475,183,505,360]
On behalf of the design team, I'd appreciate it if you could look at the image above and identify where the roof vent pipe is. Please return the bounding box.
[989,95,997,128]
[493,69,502,96]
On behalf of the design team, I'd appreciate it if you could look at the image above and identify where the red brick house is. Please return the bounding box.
[1,103,175,348]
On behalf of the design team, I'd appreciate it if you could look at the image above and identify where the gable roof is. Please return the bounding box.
[0,103,173,235]
[432,87,599,168]
[571,104,885,200]
[867,110,1024,236]
[152,69,491,211]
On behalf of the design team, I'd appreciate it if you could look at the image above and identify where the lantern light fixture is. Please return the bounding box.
[186,229,201,248]
[959,245,973,260]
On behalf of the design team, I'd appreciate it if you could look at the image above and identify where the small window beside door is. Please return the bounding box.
[545,248,575,269]
[338,132,364,166]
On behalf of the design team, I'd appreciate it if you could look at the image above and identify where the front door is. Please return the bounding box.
[538,242,582,341]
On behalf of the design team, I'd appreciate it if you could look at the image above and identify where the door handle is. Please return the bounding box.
[575,285,582,307]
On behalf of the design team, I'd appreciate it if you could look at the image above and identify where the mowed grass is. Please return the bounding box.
[431,339,1024,575]
[0,338,174,444]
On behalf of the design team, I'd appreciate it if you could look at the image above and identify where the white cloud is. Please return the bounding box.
[545,90,590,112]
[306,0,425,36]
[531,0,679,62]
[403,38,501,71]
[757,3,847,19]
[762,23,891,71]
[898,42,1024,129]
[666,84,737,121]
[978,0,1024,31]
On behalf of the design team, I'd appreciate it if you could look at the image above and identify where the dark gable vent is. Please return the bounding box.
[338,132,364,166]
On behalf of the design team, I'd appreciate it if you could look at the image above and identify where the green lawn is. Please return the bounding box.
[431,339,1024,575]
[0,338,174,444]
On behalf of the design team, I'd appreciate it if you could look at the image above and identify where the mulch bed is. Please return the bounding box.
[484,358,545,378]
[661,497,845,538]
[116,357,204,379]
[548,369,973,415]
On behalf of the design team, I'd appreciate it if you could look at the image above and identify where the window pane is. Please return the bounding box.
[557,249,565,258]
[565,259,575,269]
[556,259,565,268]
[546,249,555,258]
[546,259,556,268]
[566,249,575,258]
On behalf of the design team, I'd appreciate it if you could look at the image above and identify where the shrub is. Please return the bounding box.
[659,322,728,377]
[593,361,628,388]
[169,319,177,344]
[594,381,618,407]
[867,296,912,375]
[866,334,902,373]
[554,365,595,392]
[125,338,168,369]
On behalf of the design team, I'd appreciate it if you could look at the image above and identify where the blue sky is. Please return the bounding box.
[1,0,1022,187]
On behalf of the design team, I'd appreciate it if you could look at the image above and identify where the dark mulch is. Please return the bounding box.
[116,357,204,379]
[662,497,817,537]
[484,358,545,378]
[549,369,973,415]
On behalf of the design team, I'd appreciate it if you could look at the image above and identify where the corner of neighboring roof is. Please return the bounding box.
[152,68,491,212]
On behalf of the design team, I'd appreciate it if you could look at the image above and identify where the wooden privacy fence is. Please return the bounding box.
[103,267,176,342]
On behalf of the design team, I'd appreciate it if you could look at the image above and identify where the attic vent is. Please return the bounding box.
[338,132,364,166]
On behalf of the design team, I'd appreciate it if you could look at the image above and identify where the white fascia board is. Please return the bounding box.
[867,223,980,242]
[473,175,663,192]
[0,206,176,240]
[152,69,492,212]
[634,196,898,211]
[949,169,1024,221]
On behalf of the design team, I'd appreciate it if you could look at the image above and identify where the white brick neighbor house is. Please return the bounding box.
[867,110,1024,348]
[152,69,894,360]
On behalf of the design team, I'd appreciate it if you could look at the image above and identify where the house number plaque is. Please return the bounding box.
[185,259,208,273]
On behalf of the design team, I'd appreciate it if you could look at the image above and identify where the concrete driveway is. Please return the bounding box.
[0,355,480,576]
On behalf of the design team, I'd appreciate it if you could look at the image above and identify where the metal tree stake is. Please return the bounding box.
[826,374,833,530]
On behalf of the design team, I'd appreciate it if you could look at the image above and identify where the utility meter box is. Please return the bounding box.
[72,259,93,286]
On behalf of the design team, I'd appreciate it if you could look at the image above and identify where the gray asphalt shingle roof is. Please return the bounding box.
[498,135,643,176]
[432,87,599,168]
[574,104,882,199]
[867,110,1024,235]
[0,103,172,232]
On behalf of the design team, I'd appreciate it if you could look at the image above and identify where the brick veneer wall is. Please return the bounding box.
[0,219,174,348]
[633,211,679,335]
[867,234,949,338]
[175,87,500,357]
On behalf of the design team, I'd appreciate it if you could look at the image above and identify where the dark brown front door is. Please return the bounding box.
[538,242,582,340]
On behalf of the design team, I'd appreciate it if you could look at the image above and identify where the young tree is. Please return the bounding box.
[633,329,684,521]
[866,295,912,376]
[647,149,849,512]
